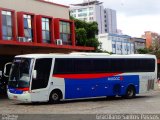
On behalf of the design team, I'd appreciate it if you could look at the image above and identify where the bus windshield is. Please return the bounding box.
[8,58,33,88]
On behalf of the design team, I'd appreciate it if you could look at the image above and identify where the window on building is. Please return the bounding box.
[120,45,122,50]
[124,45,127,51]
[109,36,112,40]
[78,9,82,12]
[89,12,93,16]
[42,18,50,43]
[78,8,87,13]
[79,18,84,21]
[60,21,71,45]
[73,14,76,17]
[23,14,32,42]
[89,7,93,11]
[112,44,116,48]
[70,13,76,18]
[127,45,130,51]
[83,18,87,21]
[89,17,94,21]
[2,10,13,40]
[78,13,87,17]
[70,9,76,13]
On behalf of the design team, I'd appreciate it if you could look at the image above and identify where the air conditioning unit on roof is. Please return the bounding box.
[56,39,63,45]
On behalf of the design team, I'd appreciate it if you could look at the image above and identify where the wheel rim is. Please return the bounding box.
[127,88,133,97]
[52,93,59,101]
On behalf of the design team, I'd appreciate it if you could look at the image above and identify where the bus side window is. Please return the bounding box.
[32,58,52,90]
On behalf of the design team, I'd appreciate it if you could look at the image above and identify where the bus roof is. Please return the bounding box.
[15,53,157,59]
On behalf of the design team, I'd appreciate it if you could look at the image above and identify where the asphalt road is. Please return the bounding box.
[0,90,160,120]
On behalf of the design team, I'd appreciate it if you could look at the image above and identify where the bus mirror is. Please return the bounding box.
[4,62,12,77]
[32,70,37,79]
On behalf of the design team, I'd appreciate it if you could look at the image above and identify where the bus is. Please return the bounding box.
[7,53,157,103]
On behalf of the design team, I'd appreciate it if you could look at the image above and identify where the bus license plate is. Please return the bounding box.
[13,96,17,99]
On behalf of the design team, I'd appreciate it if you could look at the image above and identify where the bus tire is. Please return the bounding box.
[49,90,62,104]
[124,85,136,99]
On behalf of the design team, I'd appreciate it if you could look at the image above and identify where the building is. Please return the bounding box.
[70,0,105,34]
[104,8,117,34]
[142,31,160,48]
[116,29,123,35]
[0,0,94,94]
[130,37,146,53]
[0,0,94,55]
[70,0,117,34]
[98,33,134,55]
[142,31,160,77]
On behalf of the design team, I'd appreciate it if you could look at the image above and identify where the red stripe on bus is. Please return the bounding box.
[53,73,122,79]
[16,87,29,91]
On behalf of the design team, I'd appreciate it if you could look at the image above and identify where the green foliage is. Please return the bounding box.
[86,22,98,39]
[70,16,74,20]
[86,38,99,48]
[71,16,100,51]
[75,19,87,29]
[137,48,152,54]
[95,49,113,54]
[151,49,160,59]
[75,28,87,46]
[137,38,160,58]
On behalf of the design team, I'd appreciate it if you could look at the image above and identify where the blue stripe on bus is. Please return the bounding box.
[64,75,139,99]
[8,87,23,94]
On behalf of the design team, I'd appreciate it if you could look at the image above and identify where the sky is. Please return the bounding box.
[48,0,160,37]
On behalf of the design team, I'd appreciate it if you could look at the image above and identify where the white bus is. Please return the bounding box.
[7,53,157,103]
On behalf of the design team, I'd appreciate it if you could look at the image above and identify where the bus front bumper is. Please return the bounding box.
[7,91,32,103]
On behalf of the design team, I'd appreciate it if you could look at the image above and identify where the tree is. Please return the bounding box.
[137,37,160,58]
[86,38,99,48]
[75,28,87,46]
[86,22,98,39]
[137,48,152,54]
[71,16,100,51]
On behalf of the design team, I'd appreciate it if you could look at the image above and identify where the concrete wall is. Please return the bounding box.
[0,0,69,19]
[98,33,112,52]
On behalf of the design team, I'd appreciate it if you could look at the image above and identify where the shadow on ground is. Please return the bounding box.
[15,95,152,106]
[0,94,8,99]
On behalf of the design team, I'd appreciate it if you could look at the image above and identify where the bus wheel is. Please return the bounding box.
[49,90,62,104]
[125,85,135,99]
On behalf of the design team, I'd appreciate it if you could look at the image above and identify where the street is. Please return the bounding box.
[0,90,160,114]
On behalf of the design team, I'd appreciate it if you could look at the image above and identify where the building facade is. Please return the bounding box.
[0,0,94,94]
[104,8,117,34]
[98,33,134,55]
[142,31,160,48]
[0,0,94,55]
[70,0,117,34]
[130,37,146,53]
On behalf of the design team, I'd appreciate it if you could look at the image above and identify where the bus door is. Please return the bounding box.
[31,58,52,102]
[0,56,13,94]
